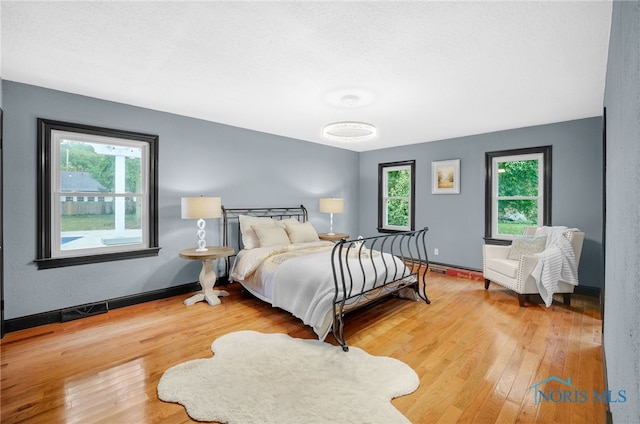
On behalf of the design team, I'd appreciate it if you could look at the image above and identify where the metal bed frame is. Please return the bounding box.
[221,205,430,351]
[331,228,430,350]
[221,205,309,277]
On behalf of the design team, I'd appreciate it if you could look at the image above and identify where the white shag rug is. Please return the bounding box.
[158,330,419,423]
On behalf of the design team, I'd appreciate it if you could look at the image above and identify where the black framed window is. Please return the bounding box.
[378,160,416,233]
[485,146,551,244]
[36,119,160,269]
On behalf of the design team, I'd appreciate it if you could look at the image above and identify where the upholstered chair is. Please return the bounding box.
[482,227,584,307]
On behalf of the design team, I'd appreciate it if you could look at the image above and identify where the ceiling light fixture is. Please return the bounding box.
[340,94,360,106]
[322,121,377,142]
[324,89,375,108]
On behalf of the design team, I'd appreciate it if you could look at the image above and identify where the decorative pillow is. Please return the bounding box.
[239,215,276,249]
[251,225,291,247]
[285,221,319,243]
[275,218,301,228]
[508,236,547,260]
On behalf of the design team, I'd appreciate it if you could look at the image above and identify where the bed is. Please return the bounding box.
[222,205,430,351]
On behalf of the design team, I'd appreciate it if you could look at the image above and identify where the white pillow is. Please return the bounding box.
[239,215,276,249]
[251,225,291,247]
[275,217,301,228]
[508,236,547,260]
[285,222,319,243]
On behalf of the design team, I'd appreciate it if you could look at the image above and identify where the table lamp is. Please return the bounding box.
[181,196,221,252]
[319,198,344,235]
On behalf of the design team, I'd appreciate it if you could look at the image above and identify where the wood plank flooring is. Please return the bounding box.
[1,273,605,423]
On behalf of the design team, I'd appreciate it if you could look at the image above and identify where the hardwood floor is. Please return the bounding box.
[1,273,605,423]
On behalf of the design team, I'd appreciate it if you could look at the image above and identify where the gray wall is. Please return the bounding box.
[603,1,640,423]
[1,83,607,314]
[359,118,604,289]
[2,81,359,319]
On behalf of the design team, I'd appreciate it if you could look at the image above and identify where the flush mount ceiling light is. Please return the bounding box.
[340,94,360,106]
[323,89,376,108]
[322,121,377,142]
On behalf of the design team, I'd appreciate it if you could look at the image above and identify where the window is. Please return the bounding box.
[378,160,415,233]
[36,119,160,269]
[485,146,551,244]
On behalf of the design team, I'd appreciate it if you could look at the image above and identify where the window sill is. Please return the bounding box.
[34,247,161,269]
[482,237,512,246]
[377,227,413,234]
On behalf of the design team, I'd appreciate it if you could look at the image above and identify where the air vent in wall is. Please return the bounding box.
[61,302,109,322]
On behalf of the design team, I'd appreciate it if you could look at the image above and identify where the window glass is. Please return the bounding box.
[494,154,542,236]
[378,160,415,232]
[54,136,145,256]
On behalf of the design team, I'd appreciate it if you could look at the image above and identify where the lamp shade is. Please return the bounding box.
[181,196,221,219]
[319,198,344,214]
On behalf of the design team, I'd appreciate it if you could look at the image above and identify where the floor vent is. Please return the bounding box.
[61,302,109,322]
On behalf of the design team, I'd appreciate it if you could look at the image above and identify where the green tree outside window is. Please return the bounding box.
[497,159,540,235]
[387,170,410,227]
[378,160,415,232]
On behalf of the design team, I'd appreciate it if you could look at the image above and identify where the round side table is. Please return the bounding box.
[318,232,350,242]
[179,246,234,306]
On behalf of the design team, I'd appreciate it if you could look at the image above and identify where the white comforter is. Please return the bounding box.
[530,226,579,307]
[230,241,415,340]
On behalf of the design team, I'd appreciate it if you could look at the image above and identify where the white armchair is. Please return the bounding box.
[482,227,584,307]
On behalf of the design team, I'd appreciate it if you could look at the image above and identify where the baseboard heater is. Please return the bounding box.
[61,301,109,322]
[429,263,484,281]
[429,265,447,274]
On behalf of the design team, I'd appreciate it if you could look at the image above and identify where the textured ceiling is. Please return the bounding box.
[1,1,612,152]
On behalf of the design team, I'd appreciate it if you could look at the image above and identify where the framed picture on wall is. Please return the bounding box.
[432,159,460,194]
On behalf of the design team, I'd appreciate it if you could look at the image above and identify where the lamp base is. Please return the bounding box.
[328,213,335,236]
[196,218,208,252]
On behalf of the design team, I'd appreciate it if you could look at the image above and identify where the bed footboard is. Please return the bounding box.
[330,228,430,351]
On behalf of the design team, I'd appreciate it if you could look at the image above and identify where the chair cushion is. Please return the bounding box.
[507,236,547,260]
[486,258,519,279]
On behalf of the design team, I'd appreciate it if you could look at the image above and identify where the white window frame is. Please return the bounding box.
[492,153,544,239]
[50,131,149,258]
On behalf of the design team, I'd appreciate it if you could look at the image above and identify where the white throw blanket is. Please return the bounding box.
[231,242,414,340]
[272,249,412,340]
[530,226,579,307]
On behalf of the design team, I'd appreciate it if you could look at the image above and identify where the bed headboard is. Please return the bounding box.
[221,205,308,278]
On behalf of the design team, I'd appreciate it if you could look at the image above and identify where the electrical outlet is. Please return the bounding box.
[434,248,439,256]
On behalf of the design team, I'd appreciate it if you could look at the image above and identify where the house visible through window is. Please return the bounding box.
[378,160,415,233]
[485,146,551,243]
[37,119,159,269]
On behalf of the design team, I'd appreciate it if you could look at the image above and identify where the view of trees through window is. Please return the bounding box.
[485,146,550,242]
[497,159,540,235]
[61,141,141,193]
[378,160,414,232]
[60,141,142,233]
[386,168,410,227]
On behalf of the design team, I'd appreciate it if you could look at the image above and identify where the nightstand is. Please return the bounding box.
[179,246,234,306]
[318,232,350,242]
